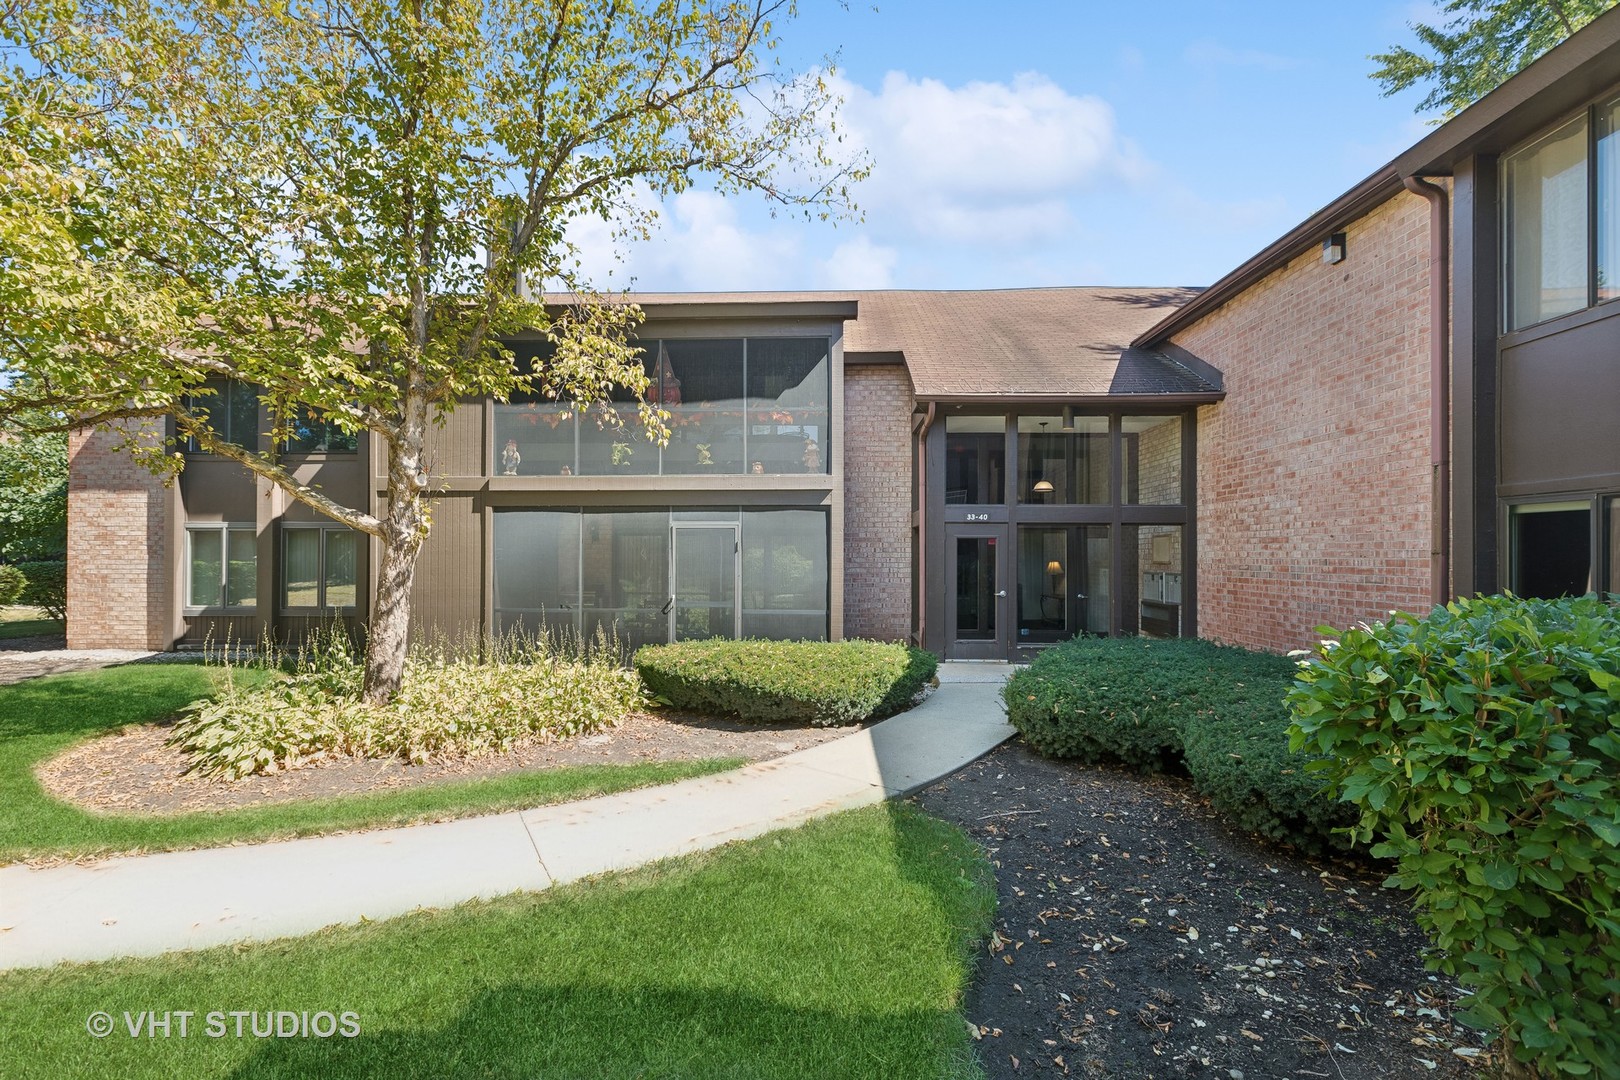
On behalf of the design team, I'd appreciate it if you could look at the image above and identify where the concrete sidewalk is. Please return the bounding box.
[0,664,1016,970]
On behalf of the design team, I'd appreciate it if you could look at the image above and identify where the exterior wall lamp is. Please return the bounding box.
[1060,406,1074,432]
[1322,232,1347,265]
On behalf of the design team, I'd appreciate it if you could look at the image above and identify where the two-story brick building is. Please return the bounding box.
[67,8,1620,660]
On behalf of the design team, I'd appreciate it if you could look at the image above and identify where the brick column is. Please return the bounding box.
[842,365,914,641]
[67,422,175,649]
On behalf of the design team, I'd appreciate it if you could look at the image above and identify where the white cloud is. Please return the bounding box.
[816,236,898,289]
[835,71,1142,247]
[560,190,804,292]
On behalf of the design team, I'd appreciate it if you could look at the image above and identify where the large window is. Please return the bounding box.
[945,416,1004,504]
[1504,96,1620,330]
[280,405,360,454]
[281,525,359,612]
[183,380,260,453]
[1016,525,1110,643]
[1016,415,1109,505]
[492,338,830,477]
[186,524,257,609]
[493,507,830,649]
[1122,416,1182,505]
[1509,502,1593,598]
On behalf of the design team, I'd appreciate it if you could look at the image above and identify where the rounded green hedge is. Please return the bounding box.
[1288,594,1620,1076]
[1002,636,1353,853]
[634,639,938,727]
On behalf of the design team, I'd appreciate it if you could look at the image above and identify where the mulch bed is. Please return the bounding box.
[37,709,859,816]
[910,741,1495,1080]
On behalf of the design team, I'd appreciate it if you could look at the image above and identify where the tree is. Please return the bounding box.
[1372,0,1617,117]
[0,0,863,702]
[0,413,68,563]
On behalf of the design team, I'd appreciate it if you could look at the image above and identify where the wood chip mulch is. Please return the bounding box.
[36,710,859,816]
[909,741,1497,1080]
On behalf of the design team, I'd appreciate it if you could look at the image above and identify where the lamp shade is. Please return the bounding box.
[1032,478,1054,493]
[1046,560,1063,575]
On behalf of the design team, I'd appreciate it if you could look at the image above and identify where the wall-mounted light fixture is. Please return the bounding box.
[1322,231,1347,265]
[1060,406,1074,432]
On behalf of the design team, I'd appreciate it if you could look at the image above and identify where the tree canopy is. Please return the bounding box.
[1372,0,1617,117]
[0,0,864,700]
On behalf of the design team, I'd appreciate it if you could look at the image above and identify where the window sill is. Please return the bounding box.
[1501,296,1620,348]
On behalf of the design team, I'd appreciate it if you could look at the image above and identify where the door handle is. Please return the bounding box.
[660,597,674,615]
[994,590,1007,597]
[1075,593,1087,600]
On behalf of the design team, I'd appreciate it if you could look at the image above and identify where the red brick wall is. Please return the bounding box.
[67,423,174,649]
[842,364,914,641]
[1173,191,1437,653]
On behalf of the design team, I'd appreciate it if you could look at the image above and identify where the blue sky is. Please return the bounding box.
[573,1,1446,293]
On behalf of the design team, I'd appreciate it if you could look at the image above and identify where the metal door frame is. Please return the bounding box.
[668,522,742,641]
[943,523,1009,659]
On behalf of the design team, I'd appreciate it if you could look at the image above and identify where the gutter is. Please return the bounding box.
[1402,175,1452,607]
[913,402,937,648]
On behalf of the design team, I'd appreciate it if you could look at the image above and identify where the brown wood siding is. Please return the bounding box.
[279,457,368,522]
[426,400,486,480]
[178,458,257,521]
[407,492,484,642]
[179,614,258,646]
[1498,306,1620,495]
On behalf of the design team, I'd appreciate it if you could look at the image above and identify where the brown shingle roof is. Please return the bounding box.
[545,285,1216,400]
[838,287,1211,398]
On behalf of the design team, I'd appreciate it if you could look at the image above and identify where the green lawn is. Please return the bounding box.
[0,605,63,640]
[1,803,995,1079]
[0,665,741,863]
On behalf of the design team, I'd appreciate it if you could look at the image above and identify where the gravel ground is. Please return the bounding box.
[910,741,1495,1080]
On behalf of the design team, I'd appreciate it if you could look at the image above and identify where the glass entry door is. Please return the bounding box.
[945,525,1008,659]
[670,524,740,641]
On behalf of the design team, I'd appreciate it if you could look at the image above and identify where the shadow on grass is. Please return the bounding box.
[219,805,995,1080]
[223,982,973,1080]
[0,665,219,740]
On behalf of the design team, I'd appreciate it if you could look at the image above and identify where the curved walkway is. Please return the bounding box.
[0,663,1016,971]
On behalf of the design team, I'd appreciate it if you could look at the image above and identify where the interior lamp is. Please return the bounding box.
[1032,478,1055,494]
[1045,560,1063,576]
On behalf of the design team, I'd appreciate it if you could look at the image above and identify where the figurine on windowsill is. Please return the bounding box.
[695,443,714,466]
[801,438,821,472]
[501,438,522,475]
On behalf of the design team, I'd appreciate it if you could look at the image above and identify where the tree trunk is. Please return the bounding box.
[361,420,431,705]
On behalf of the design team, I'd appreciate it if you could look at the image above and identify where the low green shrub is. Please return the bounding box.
[634,639,938,726]
[1003,637,1354,853]
[13,560,66,620]
[169,630,646,779]
[0,564,24,607]
[1288,594,1620,1077]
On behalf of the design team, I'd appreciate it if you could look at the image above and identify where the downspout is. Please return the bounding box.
[1403,175,1451,607]
[913,402,938,648]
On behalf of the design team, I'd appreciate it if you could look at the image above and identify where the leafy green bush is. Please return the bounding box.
[0,564,24,607]
[13,560,66,620]
[634,639,938,726]
[1004,637,1354,853]
[1288,594,1620,1077]
[169,630,646,779]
